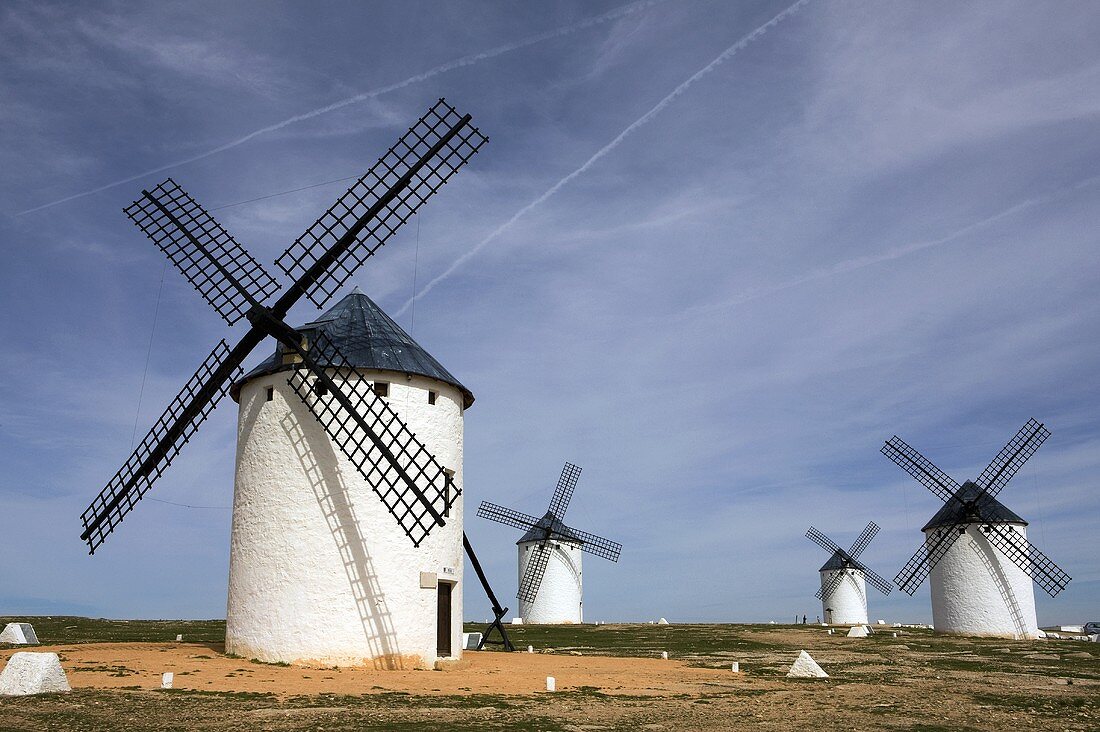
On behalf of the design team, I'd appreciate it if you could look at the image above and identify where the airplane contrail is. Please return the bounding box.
[396,0,812,316]
[18,0,666,216]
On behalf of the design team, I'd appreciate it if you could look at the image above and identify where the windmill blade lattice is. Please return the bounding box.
[848,522,880,558]
[518,542,552,603]
[562,525,622,562]
[477,502,540,532]
[976,419,1050,498]
[858,561,893,596]
[81,99,488,554]
[805,526,844,557]
[277,99,488,308]
[893,525,964,595]
[807,522,891,600]
[125,179,280,325]
[980,523,1071,597]
[547,462,581,518]
[815,571,845,601]
[288,332,457,546]
[881,436,960,504]
[80,340,242,552]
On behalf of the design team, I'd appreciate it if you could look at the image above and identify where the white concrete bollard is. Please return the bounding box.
[175,634,183,642]
[731,662,740,673]
[528,645,534,654]
[892,632,898,638]
[546,676,555,692]
[661,651,668,660]
[161,672,174,689]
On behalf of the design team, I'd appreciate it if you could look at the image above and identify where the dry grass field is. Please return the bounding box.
[1,616,1098,730]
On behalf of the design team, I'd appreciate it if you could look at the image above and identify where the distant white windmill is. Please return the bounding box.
[805,522,892,625]
[882,419,1072,639]
[478,463,622,624]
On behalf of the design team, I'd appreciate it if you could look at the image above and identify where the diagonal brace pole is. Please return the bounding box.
[463,533,515,651]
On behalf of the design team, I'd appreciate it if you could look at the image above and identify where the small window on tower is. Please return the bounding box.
[265,387,274,402]
[374,382,389,398]
[428,390,438,405]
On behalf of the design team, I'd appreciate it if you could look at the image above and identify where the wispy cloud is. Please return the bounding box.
[680,176,1100,318]
[16,0,667,216]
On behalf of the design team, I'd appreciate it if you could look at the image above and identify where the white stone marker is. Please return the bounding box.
[0,623,39,645]
[731,662,740,673]
[161,672,174,689]
[661,651,668,660]
[175,634,183,642]
[462,632,483,650]
[877,619,886,625]
[546,676,556,692]
[528,645,534,653]
[847,625,869,638]
[511,618,524,625]
[0,652,71,695]
[786,650,828,679]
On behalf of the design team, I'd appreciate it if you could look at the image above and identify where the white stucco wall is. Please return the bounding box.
[927,523,1039,639]
[819,569,868,626]
[517,539,583,624]
[226,370,465,668]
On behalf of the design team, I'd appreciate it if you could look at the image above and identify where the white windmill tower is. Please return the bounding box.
[477,463,622,624]
[805,522,892,625]
[882,419,1072,639]
[226,289,474,667]
[77,101,515,667]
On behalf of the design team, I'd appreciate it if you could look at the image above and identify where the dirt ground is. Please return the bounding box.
[1,620,1098,731]
[4,641,732,697]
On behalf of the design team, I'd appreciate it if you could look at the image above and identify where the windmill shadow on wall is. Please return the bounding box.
[279,409,401,669]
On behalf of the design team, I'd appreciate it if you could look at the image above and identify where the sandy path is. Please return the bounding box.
[3,643,741,697]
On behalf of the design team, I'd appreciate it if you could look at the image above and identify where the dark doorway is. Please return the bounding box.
[436,582,453,657]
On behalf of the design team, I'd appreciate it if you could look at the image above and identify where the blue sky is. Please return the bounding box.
[1,0,1098,625]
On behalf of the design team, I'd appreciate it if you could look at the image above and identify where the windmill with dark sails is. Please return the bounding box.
[80,99,514,664]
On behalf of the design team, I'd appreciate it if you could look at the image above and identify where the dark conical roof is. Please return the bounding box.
[232,289,473,407]
[819,550,854,573]
[921,481,1027,532]
[517,510,584,545]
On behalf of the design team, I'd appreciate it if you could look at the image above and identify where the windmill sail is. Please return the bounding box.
[976,419,1050,498]
[288,331,456,546]
[82,100,488,552]
[980,524,1071,597]
[125,179,280,324]
[276,99,488,307]
[881,436,960,504]
[80,340,243,552]
[518,542,552,603]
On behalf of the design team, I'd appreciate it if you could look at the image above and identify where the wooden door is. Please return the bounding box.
[437,582,452,657]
